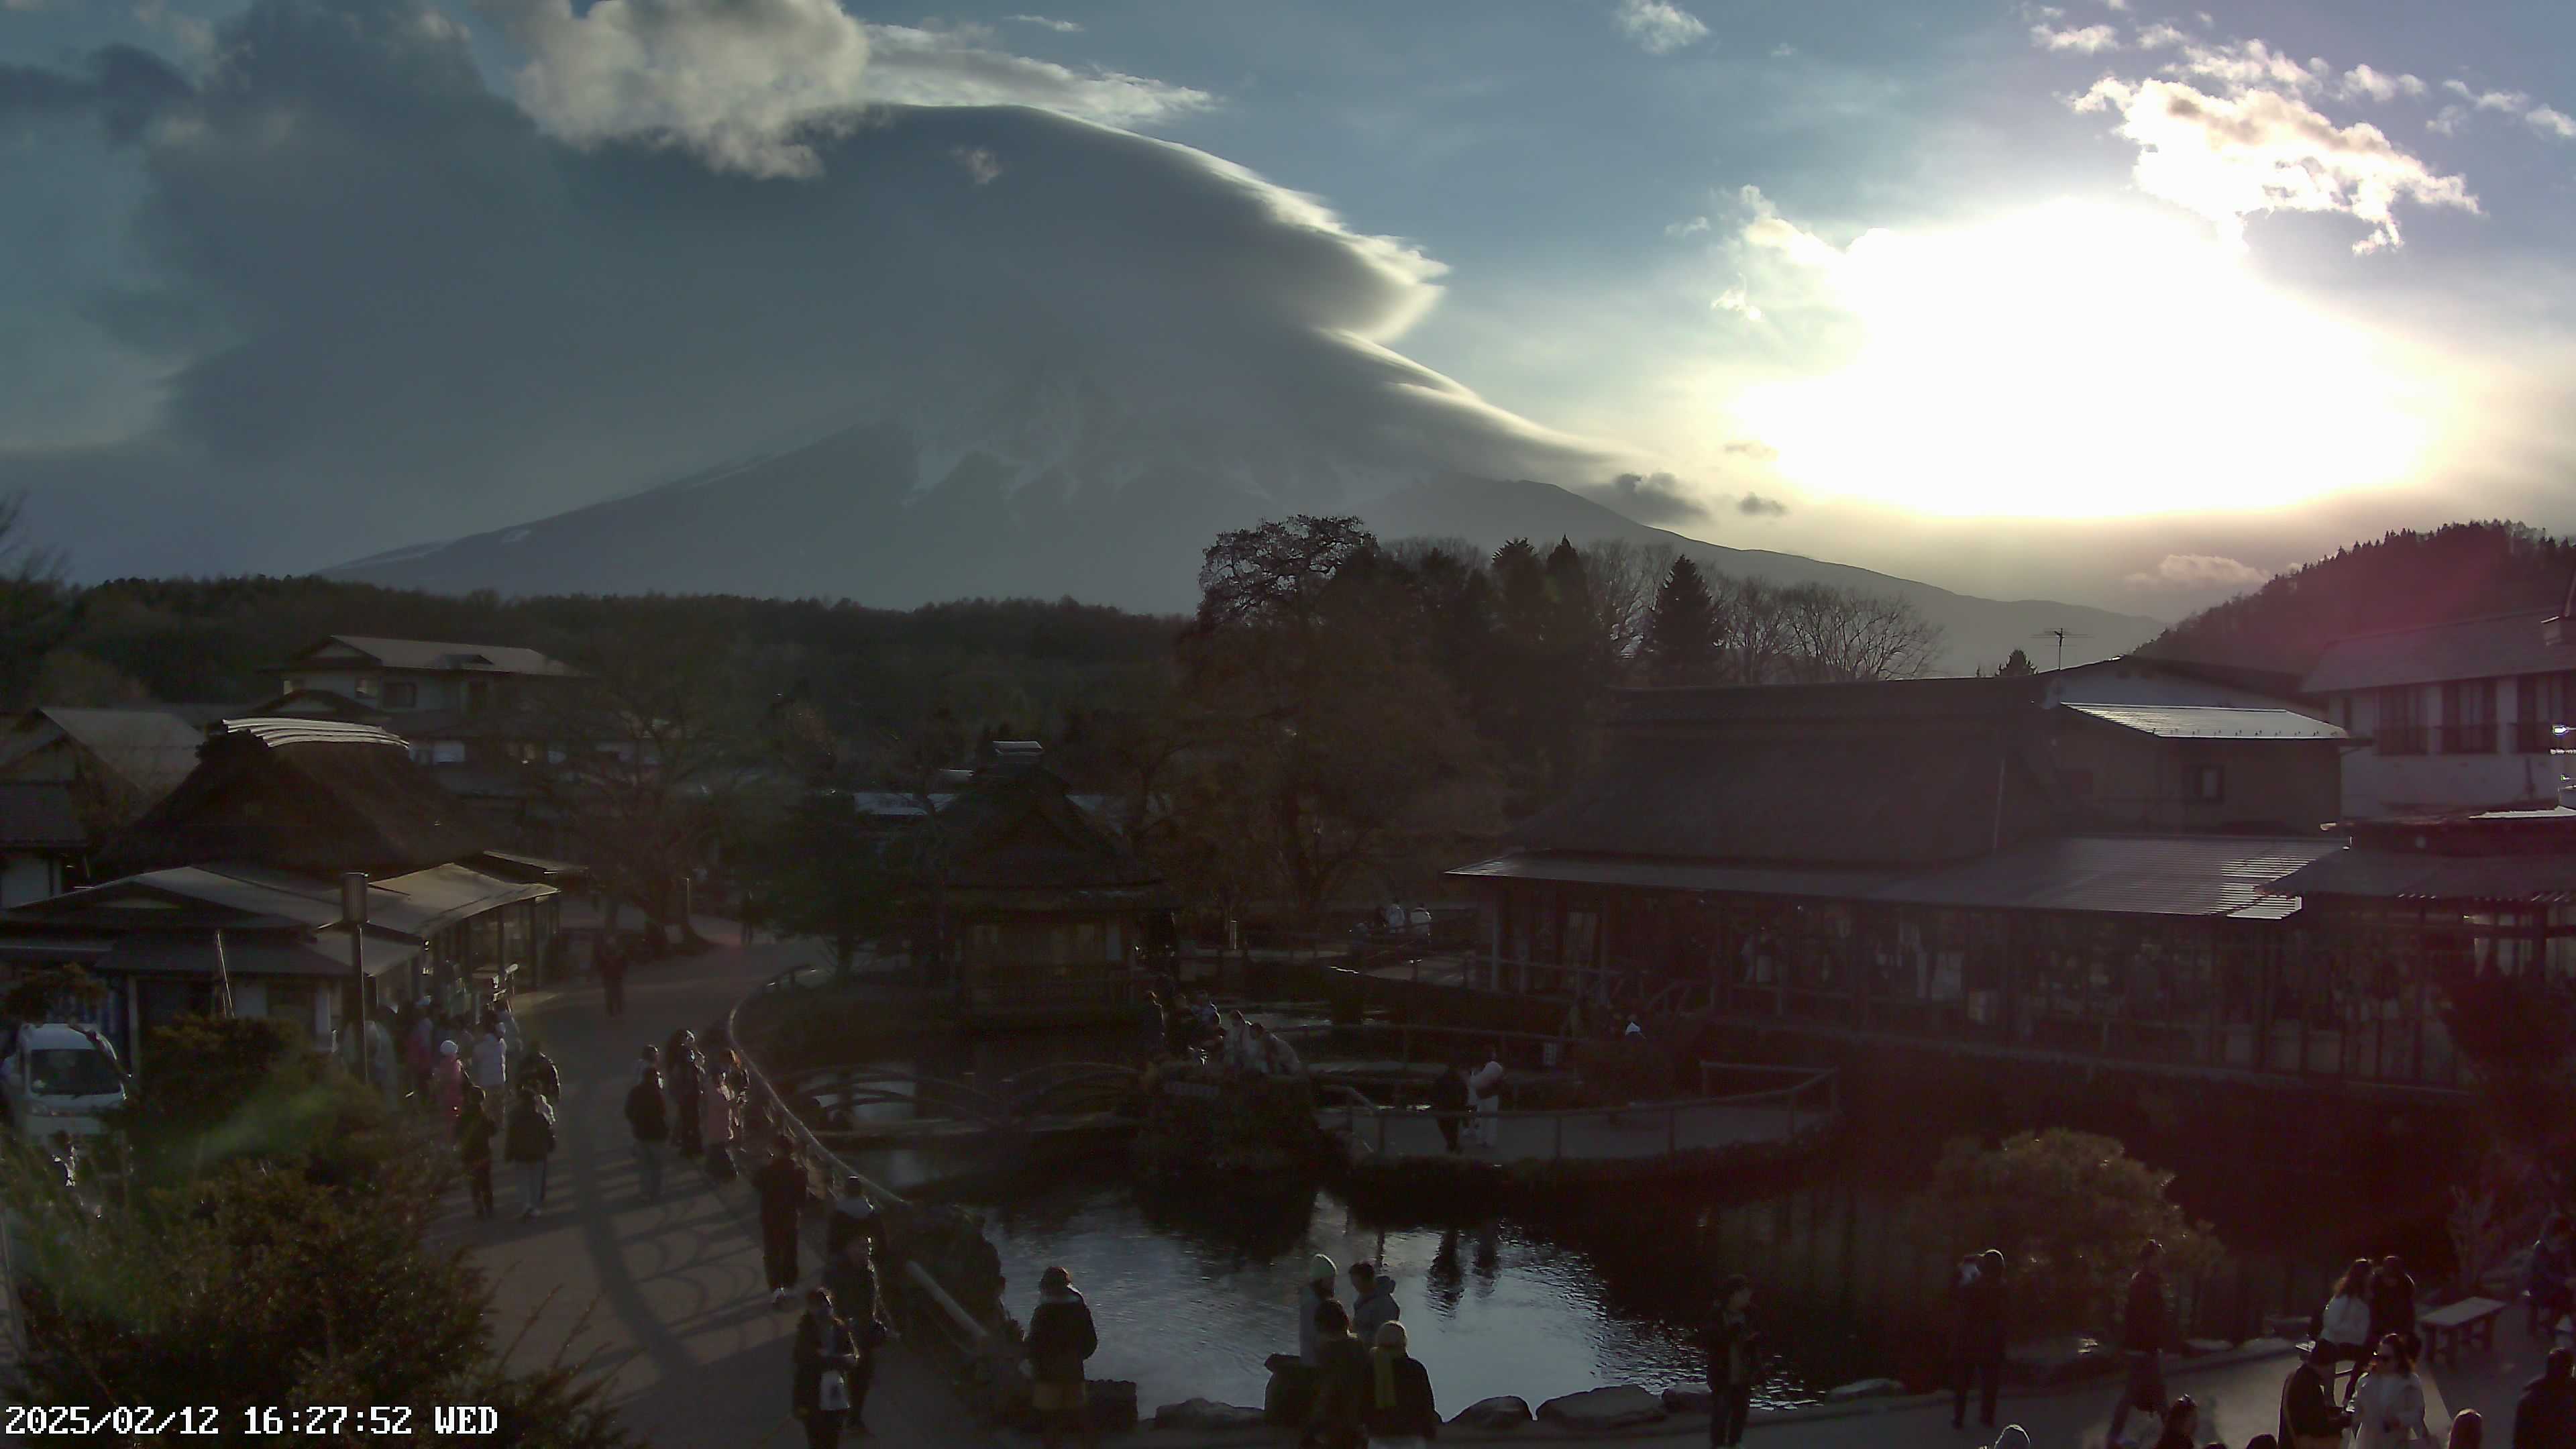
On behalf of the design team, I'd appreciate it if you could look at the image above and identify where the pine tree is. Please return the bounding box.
[1645,557,1719,680]
[1996,647,2036,677]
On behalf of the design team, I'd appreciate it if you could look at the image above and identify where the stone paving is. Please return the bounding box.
[441,922,996,1448]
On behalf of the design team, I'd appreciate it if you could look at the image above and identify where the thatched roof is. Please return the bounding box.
[938,755,1163,894]
[102,718,488,877]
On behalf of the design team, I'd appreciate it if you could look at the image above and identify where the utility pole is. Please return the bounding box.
[341,872,371,1087]
[2033,627,2094,672]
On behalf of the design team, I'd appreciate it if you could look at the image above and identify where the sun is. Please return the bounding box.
[1727,202,2443,519]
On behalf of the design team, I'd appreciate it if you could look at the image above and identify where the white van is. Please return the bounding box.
[1,1023,128,1138]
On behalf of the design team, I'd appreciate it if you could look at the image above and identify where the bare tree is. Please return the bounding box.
[1578,539,1677,663]
[1709,575,1943,684]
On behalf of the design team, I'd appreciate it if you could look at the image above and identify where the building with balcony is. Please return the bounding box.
[2301,611,2575,820]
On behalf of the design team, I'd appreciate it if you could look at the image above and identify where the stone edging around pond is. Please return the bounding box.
[1130,1340,2303,1444]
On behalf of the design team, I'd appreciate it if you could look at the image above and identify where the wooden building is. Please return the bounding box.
[0,718,559,1065]
[934,743,1174,1028]
[1443,664,2491,1096]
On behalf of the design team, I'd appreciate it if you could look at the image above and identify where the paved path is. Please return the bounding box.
[438,923,996,1448]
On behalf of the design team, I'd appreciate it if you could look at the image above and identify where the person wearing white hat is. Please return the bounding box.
[1297,1254,1342,1367]
[429,1038,467,1120]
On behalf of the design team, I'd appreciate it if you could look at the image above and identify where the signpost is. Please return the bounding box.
[341,873,370,1085]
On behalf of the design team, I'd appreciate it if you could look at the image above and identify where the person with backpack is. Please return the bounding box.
[1303,1297,1368,1449]
[2107,1241,2172,1449]
[754,1136,808,1308]
[2279,1338,2352,1449]
[429,1038,468,1120]
[1708,1275,1762,1448]
[502,1082,556,1222]
[456,1085,497,1220]
[1951,1248,2008,1432]
[625,1059,668,1201]
[1026,1266,1099,1449]
[792,1286,862,1449]
[521,1044,562,1104]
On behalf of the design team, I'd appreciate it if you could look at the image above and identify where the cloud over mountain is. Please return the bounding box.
[0,0,1632,580]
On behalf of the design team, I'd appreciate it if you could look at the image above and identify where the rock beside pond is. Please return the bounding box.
[2184,1338,2233,1357]
[1537,1385,1668,1430]
[2006,1334,2115,1385]
[1661,1387,1715,1415]
[1152,1398,1267,1430]
[1451,1395,1534,1428]
[1826,1377,1903,1401]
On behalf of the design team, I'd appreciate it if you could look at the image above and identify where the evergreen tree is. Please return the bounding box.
[1996,647,2036,677]
[1645,557,1719,680]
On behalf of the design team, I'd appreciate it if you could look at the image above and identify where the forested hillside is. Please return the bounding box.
[2143,523,2576,676]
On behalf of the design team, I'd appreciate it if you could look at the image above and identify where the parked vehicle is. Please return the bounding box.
[1,1023,129,1138]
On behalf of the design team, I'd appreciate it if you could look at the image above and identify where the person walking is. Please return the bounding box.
[598,938,628,1019]
[822,1237,879,1336]
[502,1082,556,1222]
[1026,1266,1099,1449]
[1352,1263,1401,1344]
[2279,1338,2351,1449]
[827,1175,887,1261]
[2322,1259,2377,1405]
[792,1286,861,1449]
[1359,1322,1440,1448]
[456,1085,497,1220]
[469,1024,509,1097]
[2107,1241,2172,1449]
[2517,1345,2576,1448]
[1951,1248,2008,1432]
[1430,1061,1470,1155]
[2453,1409,2485,1449]
[625,1059,668,1201]
[1303,1297,1368,1449]
[667,1030,703,1157]
[2532,1222,2575,1339]
[1708,1275,1762,1449]
[755,1136,808,1308]
[1468,1047,1505,1150]
[2350,1334,2431,1449]
[702,1049,740,1179]
[2368,1256,2420,1362]
[521,1044,562,1104]
[1298,1256,1343,1368]
[429,1038,468,1120]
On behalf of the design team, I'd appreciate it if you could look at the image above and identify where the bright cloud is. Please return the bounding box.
[2445,78,2532,113]
[1723,200,2443,519]
[2133,23,2190,50]
[2074,75,2478,252]
[2127,553,2270,588]
[2031,23,2120,54]
[2530,106,2576,140]
[476,0,1207,179]
[1613,0,1710,56]
[2337,65,2425,103]
[1004,14,1081,33]
[2164,37,2322,95]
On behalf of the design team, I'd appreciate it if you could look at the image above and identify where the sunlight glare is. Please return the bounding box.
[1730,203,2440,519]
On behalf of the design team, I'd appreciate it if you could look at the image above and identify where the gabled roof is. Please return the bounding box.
[284,635,576,678]
[0,706,209,798]
[2062,704,2348,742]
[938,765,1163,892]
[2302,612,2569,694]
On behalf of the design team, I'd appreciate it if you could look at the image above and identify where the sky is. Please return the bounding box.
[4,0,2574,620]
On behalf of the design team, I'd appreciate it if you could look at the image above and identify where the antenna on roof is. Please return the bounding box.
[2032,628,2094,672]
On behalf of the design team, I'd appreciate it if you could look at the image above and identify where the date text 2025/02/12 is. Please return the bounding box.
[1,1405,501,1436]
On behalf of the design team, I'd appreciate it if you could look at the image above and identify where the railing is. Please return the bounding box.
[728,969,993,1354]
[2376,724,2428,757]
[2437,722,2498,755]
[1326,1061,1837,1163]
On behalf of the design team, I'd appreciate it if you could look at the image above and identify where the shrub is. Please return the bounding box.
[1911,1129,2224,1338]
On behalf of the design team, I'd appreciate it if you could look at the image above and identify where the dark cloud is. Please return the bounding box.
[1598,470,1704,524]
[5,0,1624,578]
[1737,492,1787,517]
[0,44,193,144]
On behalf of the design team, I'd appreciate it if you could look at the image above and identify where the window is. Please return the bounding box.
[351,674,378,700]
[2193,765,2225,803]
[2519,672,2575,753]
[2443,678,2496,754]
[382,681,417,708]
[2377,686,2426,755]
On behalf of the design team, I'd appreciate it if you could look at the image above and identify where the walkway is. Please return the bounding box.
[439,922,996,1449]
